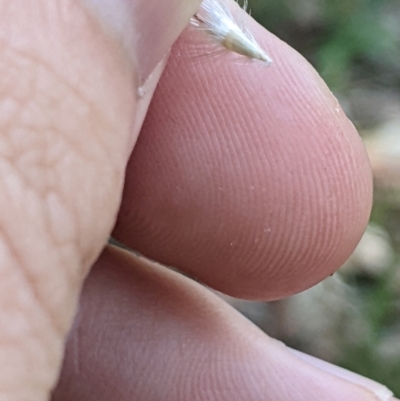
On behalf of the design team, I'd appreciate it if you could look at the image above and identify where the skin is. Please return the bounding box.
[0,0,397,400]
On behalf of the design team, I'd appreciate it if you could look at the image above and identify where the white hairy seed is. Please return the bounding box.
[191,0,272,65]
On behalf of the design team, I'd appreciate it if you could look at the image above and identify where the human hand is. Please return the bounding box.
[0,0,396,400]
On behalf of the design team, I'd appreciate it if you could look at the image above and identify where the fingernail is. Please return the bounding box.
[81,0,202,82]
[288,348,394,401]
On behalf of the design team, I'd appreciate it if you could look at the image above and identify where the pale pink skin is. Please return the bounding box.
[0,0,396,400]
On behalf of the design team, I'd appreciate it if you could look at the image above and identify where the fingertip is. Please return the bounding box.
[114,1,373,300]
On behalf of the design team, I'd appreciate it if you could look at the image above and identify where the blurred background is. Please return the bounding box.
[222,0,400,394]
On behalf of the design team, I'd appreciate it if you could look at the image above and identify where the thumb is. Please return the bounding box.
[0,0,199,399]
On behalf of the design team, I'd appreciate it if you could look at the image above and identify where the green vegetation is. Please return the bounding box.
[250,0,399,91]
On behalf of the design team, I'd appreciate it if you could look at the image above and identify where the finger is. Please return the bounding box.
[114,0,372,300]
[0,0,200,399]
[52,247,394,401]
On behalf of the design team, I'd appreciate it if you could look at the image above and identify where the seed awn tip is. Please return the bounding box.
[191,0,272,65]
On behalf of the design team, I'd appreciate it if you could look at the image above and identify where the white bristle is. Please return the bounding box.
[191,0,272,65]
